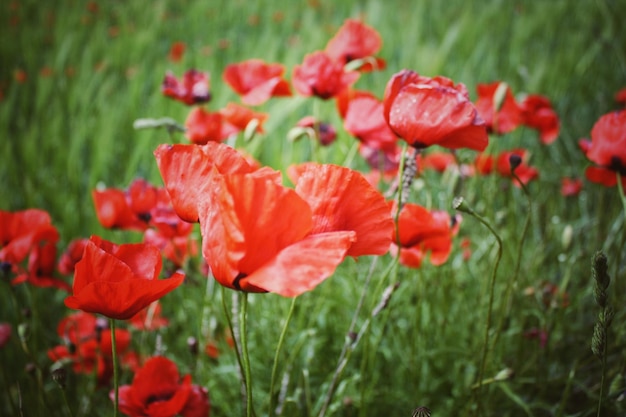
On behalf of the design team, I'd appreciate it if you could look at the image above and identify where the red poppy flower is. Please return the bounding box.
[519,94,559,144]
[495,149,539,187]
[324,18,386,72]
[223,59,292,106]
[561,177,583,197]
[295,116,337,146]
[418,151,458,174]
[474,81,522,134]
[162,70,211,105]
[200,172,356,296]
[581,110,626,188]
[292,51,360,99]
[337,89,398,152]
[115,356,209,417]
[0,323,12,348]
[474,153,494,175]
[154,142,276,223]
[359,142,402,174]
[184,107,239,144]
[383,70,489,151]
[391,203,460,268]
[92,187,148,231]
[168,41,186,63]
[48,311,132,385]
[219,102,268,133]
[64,236,185,320]
[128,301,169,331]
[287,162,394,257]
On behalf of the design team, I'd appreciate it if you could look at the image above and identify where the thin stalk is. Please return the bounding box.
[220,287,247,408]
[239,293,254,417]
[109,319,119,417]
[453,197,503,416]
[268,296,298,417]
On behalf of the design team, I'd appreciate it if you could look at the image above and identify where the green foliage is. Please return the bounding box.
[1,0,626,416]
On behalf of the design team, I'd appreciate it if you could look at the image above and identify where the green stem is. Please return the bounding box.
[109,319,119,417]
[268,296,298,417]
[453,197,503,415]
[239,293,254,417]
[221,287,247,410]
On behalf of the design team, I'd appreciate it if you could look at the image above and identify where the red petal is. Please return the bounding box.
[245,231,356,297]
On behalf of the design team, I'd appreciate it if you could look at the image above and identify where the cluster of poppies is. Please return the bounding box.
[3,16,626,417]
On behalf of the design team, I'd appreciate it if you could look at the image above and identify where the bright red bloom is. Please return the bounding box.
[581,110,626,188]
[418,151,457,174]
[0,323,11,348]
[114,356,209,417]
[223,59,292,106]
[519,94,560,144]
[325,18,386,72]
[0,209,70,290]
[391,203,460,268]
[219,102,268,133]
[200,172,356,296]
[184,107,239,144]
[64,236,185,320]
[561,177,583,197]
[359,142,402,175]
[383,70,488,151]
[48,311,132,385]
[292,51,359,99]
[168,41,186,63]
[162,70,211,105]
[474,81,522,135]
[287,162,394,257]
[337,89,398,152]
[92,186,149,231]
[295,116,337,146]
[474,153,494,175]
[495,149,539,187]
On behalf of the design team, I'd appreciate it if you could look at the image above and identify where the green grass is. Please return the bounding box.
[1,0,626,416]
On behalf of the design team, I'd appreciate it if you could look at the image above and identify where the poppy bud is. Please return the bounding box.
[18,322,30,343]
[508,153,522,172]
[187,336,198,356]
[561,224,573,250]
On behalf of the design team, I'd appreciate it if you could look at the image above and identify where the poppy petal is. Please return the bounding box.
[245,231,356,297]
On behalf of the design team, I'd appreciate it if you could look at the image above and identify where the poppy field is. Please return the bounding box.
[2,1,626,416]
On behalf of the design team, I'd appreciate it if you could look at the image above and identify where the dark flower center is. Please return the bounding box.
[608,156,626,176]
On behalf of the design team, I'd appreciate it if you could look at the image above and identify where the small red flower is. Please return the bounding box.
[223,59,292,106]
[114,356,209,417]
[219,102,268,133]
[383,70,488,151]
[168,41,186,63]
[337,89,398,152]
[561,177,583,197]
[295,116,337,146]
[418,151,458,174]
[64,236,185,320]
[127,301,169,331]
[581,110,626,188]
[615,87,626,105]
[391,203,460,268]
[292,51,359,99]
[474,81,522,135]
[184,107,239,144]
[162,70,211,105]
[495,149,539,187]
[324,18,386,71]
[519,94,560,144]
[48,312,132,385]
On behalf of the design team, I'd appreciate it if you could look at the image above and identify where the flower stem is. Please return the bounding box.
[109,319,119,417]
[268,296,298,417]
[453,197,503,415]
[239,293,254,417]
[221,287,247,411]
